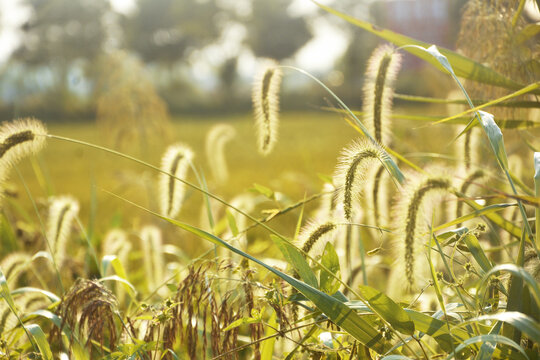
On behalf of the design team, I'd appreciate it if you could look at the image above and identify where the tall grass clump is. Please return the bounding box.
[2,1,540,358]
[252,60,282,156]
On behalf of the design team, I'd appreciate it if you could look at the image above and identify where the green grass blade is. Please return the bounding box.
[461,233,494,274]
[478,264,540,306]
[433,203,513,232]
[260,310,278,360]
[29,309,89,360]
[476,321,502,360]
[154,215,390,353]
[313,2,535,92]
[460,197,522,239]
[320,242,341,294]
[444,334,528,360]
[25,324,53,360]
[324,106,540,129]
[11,287,60,303]
[535,152,540,248]
[280,65,405,184]
[456,312,540,345]
[433,82,540,126]
[393,93,540,108]
[270,234,318,289]
[357,285,415,336]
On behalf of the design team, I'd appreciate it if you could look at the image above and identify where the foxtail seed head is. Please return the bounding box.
[298,221,337,258]
[394,173,453,290]
[334,138,388,221]
[139,225,163,291]
[47,196,79,264]
[159,143,193,219]
[0,252,32,286]
[362,45,401,145]
[205,123,236,183]
[0,118,47,178]
[252,60,282,156]
[456,126,482,170]
[102,228,131,270]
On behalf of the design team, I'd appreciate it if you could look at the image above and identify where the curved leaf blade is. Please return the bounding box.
[357,285,415,336]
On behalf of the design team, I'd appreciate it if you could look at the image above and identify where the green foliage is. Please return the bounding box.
[1,1,539,359]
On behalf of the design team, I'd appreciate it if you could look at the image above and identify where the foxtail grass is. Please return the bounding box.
[252,60,282,156]
[334,138,388,221]
[46,196,79,265]
[205,123,236,184]
[393,173,453,290]
[0,252,32,285]
[299,221,337,257]
[159,143,193,219]
[362,44,401,145]
[139,225,164,292]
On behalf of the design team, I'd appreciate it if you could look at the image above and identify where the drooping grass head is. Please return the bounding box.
[362,44,401,146]
[252,60,282,156]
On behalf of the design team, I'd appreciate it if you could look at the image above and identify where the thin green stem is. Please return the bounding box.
[15,166,64,294]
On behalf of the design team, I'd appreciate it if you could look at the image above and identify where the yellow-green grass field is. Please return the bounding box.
[10,108,534,259]
[11,112,362,256]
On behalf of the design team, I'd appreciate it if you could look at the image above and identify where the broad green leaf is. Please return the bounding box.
[477,321,502,360]
[314,2,534,92]
[270,234,318,289]
[381,356,414,360]
[478,265,540,306]
[456,312,540,345]
[357,285,415,336]
[260,310,278,360]
[25,324,53,360]
[444,334,528,360]
[404,309,468,354]
[434,203,513,232]
[162,217,391,354]
[462,233,493,274]
[320,242,341,295]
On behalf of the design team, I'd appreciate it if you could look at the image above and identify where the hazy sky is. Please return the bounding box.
[0,0,347,73]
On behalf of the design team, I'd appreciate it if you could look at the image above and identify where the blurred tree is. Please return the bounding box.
[244,0,313,61]
[14,0,111,114]
[122,0,223,65]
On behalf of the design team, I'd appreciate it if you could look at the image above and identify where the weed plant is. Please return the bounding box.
[0,1,539,359]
